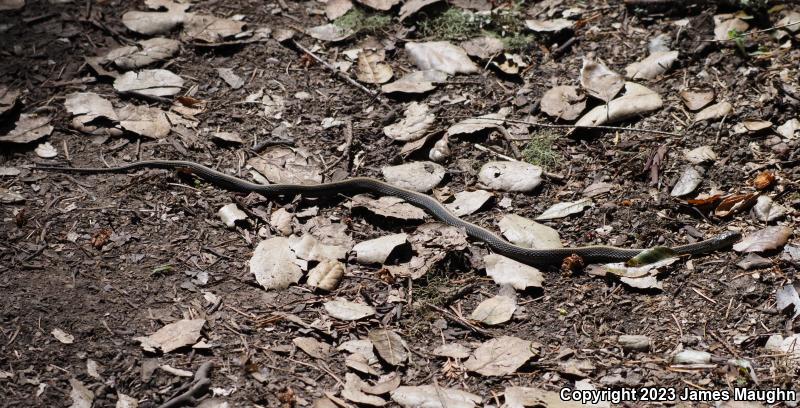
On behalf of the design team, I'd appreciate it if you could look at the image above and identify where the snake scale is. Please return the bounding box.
[33,160,741,266]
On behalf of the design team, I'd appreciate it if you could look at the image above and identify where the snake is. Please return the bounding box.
[33,160,741,266]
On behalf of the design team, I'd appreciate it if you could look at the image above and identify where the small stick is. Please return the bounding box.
[157,362,213,408]
[62,140,71,162]
[445,116,683,137]
[323,118,354,173]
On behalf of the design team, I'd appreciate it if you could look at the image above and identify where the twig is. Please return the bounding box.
[290,40,375,98]
[157,361,213,408]
[324,119,354,173]
[423,302,491,336]
[446,116,682,137]
[496,126,522,159]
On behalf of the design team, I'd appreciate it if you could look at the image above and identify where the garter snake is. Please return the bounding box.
[33,160,740,266]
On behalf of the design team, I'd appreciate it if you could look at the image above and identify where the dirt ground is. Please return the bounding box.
[1,0,799,407]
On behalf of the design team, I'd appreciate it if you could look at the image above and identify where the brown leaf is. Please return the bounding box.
[368,329,408,366]
[356,50,393,84]
[753,171,775,190]
[714,193,758,218]
[733,227,792,253]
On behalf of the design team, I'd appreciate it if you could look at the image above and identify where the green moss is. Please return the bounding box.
[334,7,392,34]
[522,130,561,170]
[417,8,487,40]
[498,33,535,51]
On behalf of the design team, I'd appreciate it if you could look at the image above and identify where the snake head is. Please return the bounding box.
[713,231,742,247]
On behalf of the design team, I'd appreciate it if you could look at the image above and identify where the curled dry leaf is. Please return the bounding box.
[307,23,354,42]
[694,101,732,122]
[65,92,118,124]
[326,0,353,20]
[211,131,243,144]
[324,298,376,321]
[122,10,186,36]
[307,260,345,291]
[524,18,573,32]
[714,14,749,41]
[540,85,586,121]
[134,319,205,353]
[460,36,504,59]
[470,295,516,325]
[381,70,447,94]
[362,372,401,395]
[342,373,387,406]
[391,385,481,408]
[624,51,678,80]
[357,50,393,84]
[35,142,57,158]
[0,188,24,204]
[583,181,614,197]
[353,233,408,264]
[217,203,247,228]
[491,53,527,76]
[288,234,348,262]
[106,38,181,69]
[382,161,445,192]
[113,69,184,97]
[776,118,799,139]
[575,82,662,127]
[248,146,323,184]
[478,161,542,192]
[293,337,332,359]
[445,190,493,217]
[250,237,303,290]
[0,114,53,144]
[670,167,703,197]
[383,102,434,142]
[405,41,478,75]
[733,226,792,253]
[732,120,772,134]
[580,57,624,102]
[752,195,786,222]
[464,336,536,376]
[499,214,562,249]
[588,257,676,279]
[183,13,246,43]
[536,198,592,220]
[350,194,426,221]
[446,108,508,137]
[52,328,75,344]
[398,0,441,21]
[714,193,758,217]
[429,136,450,162]
[117,105,171,139]
[680,89,715,111]
[369,328,408,366]
[217,68,244,89]
[484,254,544,290]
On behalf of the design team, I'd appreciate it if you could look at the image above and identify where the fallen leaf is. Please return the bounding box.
[357,50,393,84]
[491,53,527,75]
[398,0,440,20]
[673,349,711,364]
[64,92,118,124]
[369,328,408,366]
[684,145,717,164]
[464,336,535,376]
[714,14,749,41]
[382,161,445,192]
[680,89,715,111]
[765,334,800,357]
[114,69,184,97]
[338,339,379,364]
[0,86,20,116]
[0,189,25,204]
[752,195,786,222]
[446,108,508,137]
[670,167,703,197]
[345,352,379,376]
[211,131,243,144]
[69,378,94,408]
[306,260,344,291]
[391,385,481,408]
[250,237,304,290]
[460,36,504,59]
[524,18,573,32]
[733,226,792,253]
[307,23,354,42]
[106,38,181,69]
[218,203,247,228]
[288,234,348,262]
[0,114,53,144]
[575,82,662,127]
[326,0,353,20]
[362,372,401,395]
[732,119,772,134]
[117,104,171,139]
[445,190,493,217]
[714,193,758,217]
[122,10,186,36]
[342,373,387,406]
[470,295,516,325]
[134,319,205,353]
[350,195,427,221]
[0,0,24,11]
[583,181,614,197]
[353,233,408,264]
[580,57,624,102]
[293,337,332,359]
[478,161,543,192]
[624,51,678,80]
[383,102,434,142]
[248,146,322,184]
[752,171,775,190]
[432,343,471,359]
[620,275,663,291]
[52,328,74,344]
[540,85,587,121]
[484,254,544,290]
[357,0,401,10]
[504,386,579,408]
[216,68,245,89]
[183,13,246,43]
[536,198,592,220]
[776,284,800,319]
[588,257,677,279]
[405,41,479,75]
[694,101,732,122]
[324,298,376,320]
[34,142,57,158]
[776,118,799,139]
[381,70,447,94]
[116,393,138,408]
[499,214,562,249]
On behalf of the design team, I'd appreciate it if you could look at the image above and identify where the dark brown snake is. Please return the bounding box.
[33,160,741,266]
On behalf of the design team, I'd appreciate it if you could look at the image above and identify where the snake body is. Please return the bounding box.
[34,160,740,266]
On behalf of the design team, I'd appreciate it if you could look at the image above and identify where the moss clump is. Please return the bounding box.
[334,7,392,34]
[417,8,487,40]
[522,130,561,170]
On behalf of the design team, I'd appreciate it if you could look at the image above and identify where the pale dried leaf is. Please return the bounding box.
[357,0,400,10]
[504,386,582,408]
[362,372,401,395]
[446,108,508,137]
[694,101,732,122]
[307,23,354,42]
[575,82,662,126]
[670,167,703,197]
[478,161,542,192]
[583,181,614,198]
[0,114,53,144]
[218,203,247,228]
[680,89,714,111]
[491,53,527,75]
[0,86,20,116]
[122,10,186,35]
[293,337,332,359]
[391,385,481,408]
[776,284,800,319]
[65,92,118,122]
[540,85,586,120]
[52,328,74,344]
[580,57,624,102]
[732,119,772,134]
[248,146,322,184]
[0,167,21,177]
[133,319,205,353]
[536,198,592,220]
[307,259,345,291]
[620,275,664,290]
[0,0,24,11]
[484,254,543,290]
[0,188,24,204]
[324,298,376,320]
[216,68,245,89]
[733,226,792,253]
[765,334,800,356]
[499,214,562,249]
[684,146,717,164]
[106,38,181,69]
[116,393,138,408]
[381,70,447,94]
[114,69,184,97]
[326,0,353,20]
[383,102,434,142]
[382,161,445,192]
[345,352,379,375]
[350,195,427,220]
[338,339,379,364]
[445,190,492,217]
[353,233,408,264]
[35,142,57,158]
[250,237,303,290]
[714,14,749,41]
[357,50,393,84]
[752,195,787,222]
[524,18,573,32]
[588,257,677,279]
[117,105,171,139]
[470,295,516,325]
[464,336,535,376]
[432,343,471,359]
[211,131,243,144]
[624,51,678,80]
[399,0,440,20]
[69,379,94,408]
[460,36,504,59]
[369,328,408,366]
[342,373,387,406]
[183,13,246,43]
[777,118,799,139]
[405,41,478,75]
